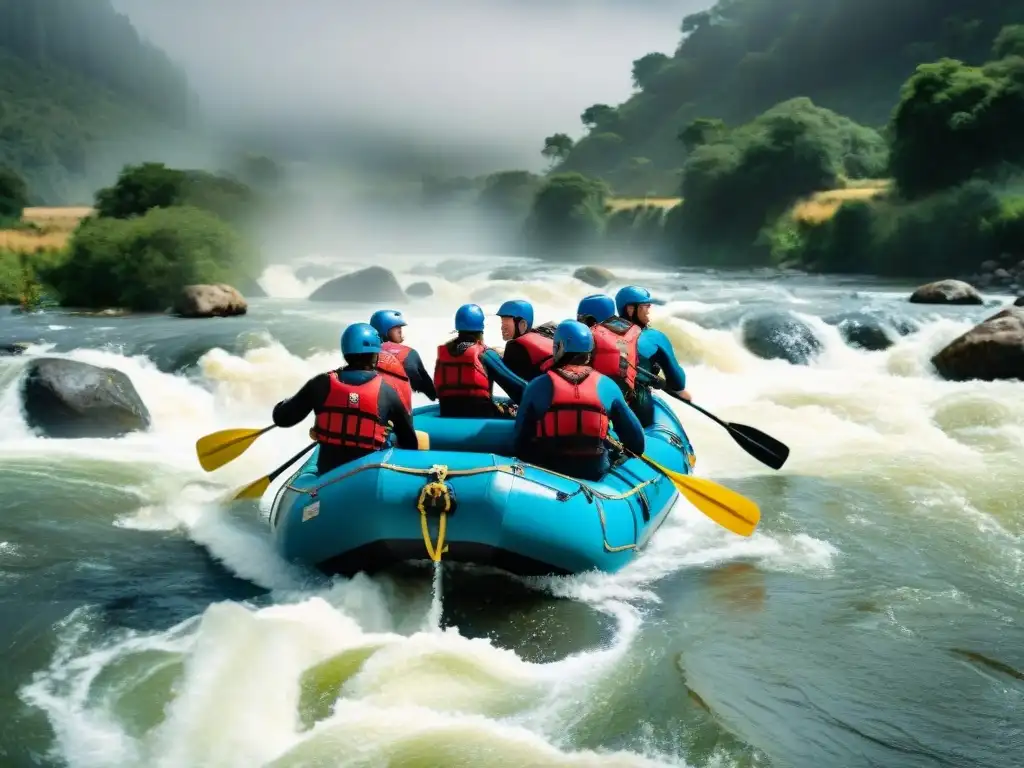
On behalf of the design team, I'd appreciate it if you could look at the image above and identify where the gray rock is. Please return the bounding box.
[20,358,151,438]
[741,311,823,365]
[405,281,433,298]
[823,312,898,352]
[308,267,405,303]
[573,266,615,288]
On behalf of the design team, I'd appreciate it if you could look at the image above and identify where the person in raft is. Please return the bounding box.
[271,323,417,475]
[575,294,616,327]
[591,285,691,427]
[368,309,437,411]
[496,299,555,381]
[434,303,526,418]
[513,319,645,481]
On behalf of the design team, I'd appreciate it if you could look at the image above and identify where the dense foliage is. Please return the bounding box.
[554,0,1024,194]
[41,206,256,312]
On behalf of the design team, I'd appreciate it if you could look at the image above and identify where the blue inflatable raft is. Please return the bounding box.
[268,395,696,577]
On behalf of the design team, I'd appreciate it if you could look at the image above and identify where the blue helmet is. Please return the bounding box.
[340,323,382,356]
[496,299,534,329]
[576,294,615,324]
[369,309,407,338]
[615,285,652,317]
[553,319,594,360]
[454,303,486,332]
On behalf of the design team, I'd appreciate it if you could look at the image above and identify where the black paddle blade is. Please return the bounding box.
[726,422,789,470]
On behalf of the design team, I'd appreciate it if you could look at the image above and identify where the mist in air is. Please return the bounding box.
[112,0,708,172]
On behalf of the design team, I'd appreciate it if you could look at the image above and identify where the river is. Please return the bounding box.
[0,255,1021,768]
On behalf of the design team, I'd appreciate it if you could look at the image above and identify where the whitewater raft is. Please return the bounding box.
[268,395,695,577]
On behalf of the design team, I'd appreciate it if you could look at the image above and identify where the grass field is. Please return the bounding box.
[606,197,682,212]
[790,181,889,223]
[0,206,92,252]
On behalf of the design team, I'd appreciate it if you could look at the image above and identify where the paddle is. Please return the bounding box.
[196,425,276,472]
[636,366,789,470]
[227,442,316,501]
[225,429,432,503]
[608,439,760,537]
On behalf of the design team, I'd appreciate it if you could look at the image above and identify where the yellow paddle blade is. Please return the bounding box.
[195,426,272,472]
[645,456,760,537]
[228,475,271,502]
[416,430,430,450]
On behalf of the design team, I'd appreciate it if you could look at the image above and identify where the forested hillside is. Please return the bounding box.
[0,0,194,202]
[555,0,1024,194]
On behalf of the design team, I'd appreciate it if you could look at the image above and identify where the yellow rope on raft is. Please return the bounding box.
[416,464,452,561]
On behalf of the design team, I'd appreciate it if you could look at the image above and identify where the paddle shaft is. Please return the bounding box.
[269,443,317,483]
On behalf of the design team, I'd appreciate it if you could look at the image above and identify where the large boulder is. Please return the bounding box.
[20,358,151,438]
[573,266,614,288]
[173,284,248,318]
[308,267,405,303]
[405,281,433,298]
[909,279,983,305]
[1015,296,1024,307]
[741,311,823,365]
[931,307,1024,381]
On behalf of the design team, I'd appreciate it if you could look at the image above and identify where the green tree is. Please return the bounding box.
[476,170,541,219]
[0,165,29,220]
[677,118,728,152]
[888,58,1024,197]
[524,173,610,255]
[95,162,186,219]
[631,53,670,90]
[581,104,617,128]
[43,206,256,311]
[992,24,1024,60]
[541,133,575,167]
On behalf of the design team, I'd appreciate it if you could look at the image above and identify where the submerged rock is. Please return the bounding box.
[741,311,823,365]
[294,264,338,281]
[173,284,248,318]
[308,267,405,302]
[20,357,151,438]
[931,307,1024,381]
[1,342,31,357]
[909,279,983,305]
[822,312,914,352]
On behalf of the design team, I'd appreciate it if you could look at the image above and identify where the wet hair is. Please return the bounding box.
[447,331,484,349]
[344,352,378,370]
[577,314,597,327]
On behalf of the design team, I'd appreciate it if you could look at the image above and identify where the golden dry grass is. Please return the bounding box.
[790,183,890,224]
[1,206,93,253]
[606,196,682,212]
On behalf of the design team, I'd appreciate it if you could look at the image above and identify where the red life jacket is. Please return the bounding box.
[508,331,554,376]
[376,351,412,411]
[533,366,609,455]
[591,316,640,393]
[381,341,411,364]
[434,341,492,400]
[312,372,389,451]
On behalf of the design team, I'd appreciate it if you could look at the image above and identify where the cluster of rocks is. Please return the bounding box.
[962,258,1024,298]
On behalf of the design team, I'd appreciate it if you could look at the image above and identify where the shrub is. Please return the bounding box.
[0,165,29,220]
[42,205,256,311]
[523,173,610,257]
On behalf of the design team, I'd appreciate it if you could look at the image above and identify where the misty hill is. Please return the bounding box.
[0,0,194,203]
[556,0,1024,194]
